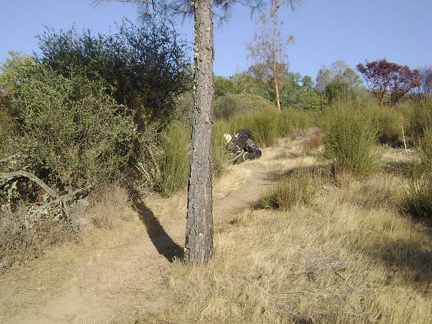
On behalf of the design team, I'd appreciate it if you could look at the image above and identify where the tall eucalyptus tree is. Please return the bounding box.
[248,0,301,112]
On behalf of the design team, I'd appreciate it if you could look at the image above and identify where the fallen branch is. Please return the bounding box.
[0,170,58,198]
[29,186,92,221]
[1,171,91,221]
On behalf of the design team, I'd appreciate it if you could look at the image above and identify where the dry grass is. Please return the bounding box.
[134,144,432,324]
[1,135,431,324]
[84,184,135,230]
[138,193,431,323]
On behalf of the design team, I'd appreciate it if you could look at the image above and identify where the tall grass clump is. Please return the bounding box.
[212,119,232,177]
[370,106,405,147]
[406,98,432,141]
[258,168,322,210]
[157,122,190,196]
[230,109,280,147]
[402,127,432,220]
[321,103,379,178]
[278,108,314,137]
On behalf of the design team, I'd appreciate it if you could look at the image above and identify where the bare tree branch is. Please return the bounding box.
[0,171,58,198]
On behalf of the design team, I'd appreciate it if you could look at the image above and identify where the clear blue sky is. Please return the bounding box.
[1,0,431,80]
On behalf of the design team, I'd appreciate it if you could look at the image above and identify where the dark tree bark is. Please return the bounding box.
[184,0,215,264]
[94,0,300,265]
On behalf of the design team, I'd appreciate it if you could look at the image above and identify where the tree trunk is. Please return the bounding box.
[273,62,282,112]
[271,0,282,113]
[184,0,214,264]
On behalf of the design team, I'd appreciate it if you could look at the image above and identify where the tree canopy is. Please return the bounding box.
[357,59,421,108]
[35,19,191,126]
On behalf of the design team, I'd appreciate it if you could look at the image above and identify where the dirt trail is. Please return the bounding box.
[0,136,313,324]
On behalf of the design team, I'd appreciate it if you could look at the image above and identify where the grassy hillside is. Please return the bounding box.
[1,131,431,324]
[134,137,432,324]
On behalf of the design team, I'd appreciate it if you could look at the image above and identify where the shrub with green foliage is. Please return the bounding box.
[157,122,190,196]
[403,175,432,221]
[0,51,36,100]
[214,75,235,98]
[230,71,272,100]
[213,120,232,177]
[295,89,323,110]
[321,104,379,177]
[279,72,323,110]
[214,93,275,122]
[230,110,280,148]
[214,94,252,120]
[355,101,406,147]
[324,81,359,104]
[1,67,136,205]
[35,19,191,125]
[372,107,404,147]
[402,127,432,220]
[155,120,232,195]
[172,91,193,127]
[278,108,314,137]
[0,52,37,158]
[406,98,432,141]
[229,108,313,148]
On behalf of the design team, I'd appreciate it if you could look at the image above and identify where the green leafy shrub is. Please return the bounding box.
[156,120,232,196]
[230,110,280,148]
[214,93,277,121]
[402,127,432,220]
[213,120,232,177]
[324,81,359,104]
[35,19,191,125]
[0,110,13,158]
[242,94,276,112]
[406,98,432,141]
[321,104,379,177]
[278,108,314,138]
[0,52,37,158]
[368,106,405,147]
[214,94,251,120]
[402,173,432,220]
[172,91,193,127]
[228,108,313,148]
[214,75,235,98]
[295,89,323,110]
[157,122,190,196]
[2,67,136,204]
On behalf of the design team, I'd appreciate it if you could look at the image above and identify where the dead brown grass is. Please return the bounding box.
[134,145,432,324]
[1,137,431,324]
[138,192,431,323]
[84,184,135,230]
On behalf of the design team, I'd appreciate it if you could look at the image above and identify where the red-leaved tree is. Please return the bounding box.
[357,59,421,108]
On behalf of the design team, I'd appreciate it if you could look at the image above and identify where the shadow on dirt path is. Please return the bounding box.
[128,185,184,262]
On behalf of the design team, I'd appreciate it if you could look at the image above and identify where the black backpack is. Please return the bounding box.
[231,129,262,162]
[232,129,253,152]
